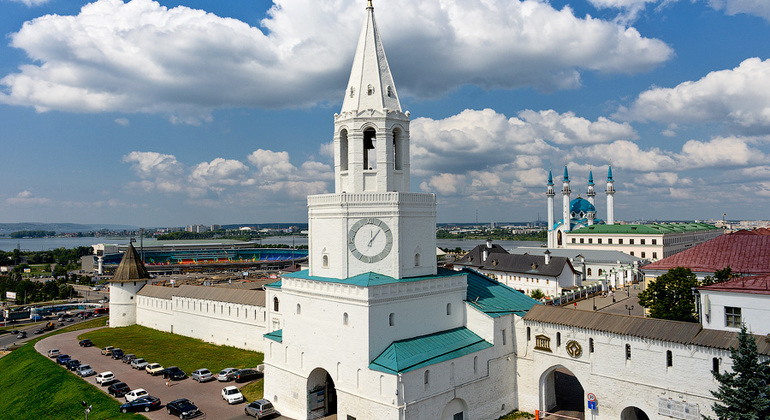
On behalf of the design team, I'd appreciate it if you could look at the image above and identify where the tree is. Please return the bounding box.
[637,267,699,322]
[703,266,735,286]
[708,324,770,420]
[530,289,545,300]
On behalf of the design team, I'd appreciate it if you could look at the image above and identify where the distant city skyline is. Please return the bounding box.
[1,0,770,226]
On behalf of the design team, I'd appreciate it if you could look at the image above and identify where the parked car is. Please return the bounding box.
[124,388,149,402]
[66,359,82,371]
[122,353,137,364]
[131,358,149,370]
[166,398,203,419]
[78,339,93,347]
[119,396,161,413]
[162,366,186,380]
[191,368,215,383]
[101,378,121,388]
[33,328,44,335]
[217,367,239,382]
[145,363,164,375]
[78,364,96,377]
[95,371,115,384]
[244,399,276,419]
[47,349,60,358]
[221,386,244,404]
[11,329,19,334]
[100,346,114,356]
[56,354,71,365]
[111,349,125,360]
[107,382,131,398]
[233,368,261,383]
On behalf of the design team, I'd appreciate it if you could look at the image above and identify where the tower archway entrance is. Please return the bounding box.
[539,366,585,420]
[307,368,337,419]
[621,406,650,420]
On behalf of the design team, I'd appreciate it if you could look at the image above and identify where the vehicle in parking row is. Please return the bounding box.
[221,386,244,404]
[244,399,276,419]
[146,363,164,375]
[233,369,260,383]
[122,354,137,364]
[108,382,131,398]
[100,346,114,356]
[101,378,121,388]
[191,368,215,382]
[217,367,238,382]
[78,364,96,377]
[131,358,149,370]
[111,349,125,360]
[162,366,186,380]
[66,359,82,371]
[47,349,60,358]
[95,371,114,384]
[120,396,161,413]
[166,398,203,419]
[79,339,93,347]
[56,354,71,365]
[124,388,149,402]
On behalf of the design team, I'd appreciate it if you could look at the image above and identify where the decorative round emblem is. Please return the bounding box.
[347,218,393,263]
[566,340,582,358]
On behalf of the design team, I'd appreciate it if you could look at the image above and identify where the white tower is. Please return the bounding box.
[108,243,150,328]
[546,170,555,248]
[587,170,596,207]
[307,0,436,280]
[606,165,615,225]
[562,166,571,233]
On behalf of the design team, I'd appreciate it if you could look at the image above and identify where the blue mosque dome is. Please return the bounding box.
[570,197,596,218]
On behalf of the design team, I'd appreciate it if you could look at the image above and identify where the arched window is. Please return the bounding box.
[273,297,280,312]
[587,268,592,276]
[598,269,604,276]
[388,313,395,326]
[367,84,374,95]
[625,344,631,360]
[526,327,531,341]
[589,338,594,353]
[712,357,719,373]
[339,129,348,171]
[446,303,452,315]
[414,253,421,267]
[386,85,393,97]
[392,128,403,170]
[473,356,478,374]
[363,128,376,170]
[556,332,561,346]
[666,350,673,367]
[322,255,329,268]
[296,304,301,315]
[424,370,430,385]
[343,312,349,325]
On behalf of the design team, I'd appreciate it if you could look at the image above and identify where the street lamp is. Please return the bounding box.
[625,304,634,316]
[81,400,92,420]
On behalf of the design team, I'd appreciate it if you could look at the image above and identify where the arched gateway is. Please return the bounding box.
[539,365,585,419]
[621,406,650,420]
[307,368,337,419]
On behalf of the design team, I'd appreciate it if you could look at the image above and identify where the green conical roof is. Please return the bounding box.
[111,243,150,282]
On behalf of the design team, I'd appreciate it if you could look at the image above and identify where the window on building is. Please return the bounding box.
[526,327,531,341]
[388,313,395,326]
[652,239,657,245]
[424,370,430,385]
[625,344,631,360]
[343,312,349,326]
[446,303,452,316]
[589,338,594,353]
[653,252,658,259]
[641,252,646,258]
[580,238,584,244]
[587,268,592,276]
[598,238,602,244]
[415,253,421,267]
[572,238,576,243]
[340,129,348,171]
[322,255,329,268]
[666,350,673,367]
[502,329,507,346]
[363,128,377,170]
[393,129,402,170]
[296,304,301,315]
[453,413,464,420]
[641,239,646,245]
[630,239,634,245]
[598,269,603,276]
[556,332,561,347]
[608,238,613,244]
[712,357,719,373]
[273,297,279,312]
[630,252,635,256]
[619,239,623,244]
[725,307,741,328]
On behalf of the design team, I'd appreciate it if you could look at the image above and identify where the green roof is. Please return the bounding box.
[453,267,540,318]
[284,269,465,287]
[369,327,493,374]
[264,280,282,289]
[570,222,718,235]
[264,329,283,343]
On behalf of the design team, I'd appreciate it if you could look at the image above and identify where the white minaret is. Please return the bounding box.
[562,166,571,232]
[606,165,615,225]
[306,0,436,280]
[587,170,596,207]
[546,170,555,248]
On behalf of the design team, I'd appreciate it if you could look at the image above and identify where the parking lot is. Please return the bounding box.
[35,328,292,420]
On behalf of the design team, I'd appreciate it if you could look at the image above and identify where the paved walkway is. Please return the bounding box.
[567,284,644,317]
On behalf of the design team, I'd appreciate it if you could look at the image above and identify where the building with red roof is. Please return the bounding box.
[697,274,770,335]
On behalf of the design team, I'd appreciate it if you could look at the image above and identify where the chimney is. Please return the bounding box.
[486,239,493,249]
[483,249,488,262]
[544,249,551,264]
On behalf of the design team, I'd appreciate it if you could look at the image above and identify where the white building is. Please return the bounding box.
[514,247,644,289]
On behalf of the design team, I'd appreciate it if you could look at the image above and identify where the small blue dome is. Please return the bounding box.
[570,197,596,217]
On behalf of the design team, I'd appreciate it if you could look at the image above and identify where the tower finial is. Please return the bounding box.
[367,0,373,8]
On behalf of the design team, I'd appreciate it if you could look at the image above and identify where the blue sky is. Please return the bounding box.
[1,0,769,227]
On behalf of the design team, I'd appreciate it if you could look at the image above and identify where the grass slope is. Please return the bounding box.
[0,343,145,419]
[79,324,263,375]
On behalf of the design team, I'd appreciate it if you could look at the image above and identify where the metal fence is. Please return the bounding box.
[546,283,604,307]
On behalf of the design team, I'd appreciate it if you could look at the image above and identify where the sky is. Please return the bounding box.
[1,0,769,227]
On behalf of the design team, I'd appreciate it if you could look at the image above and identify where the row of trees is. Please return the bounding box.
[0,246,92,269]
[0,272,78,304]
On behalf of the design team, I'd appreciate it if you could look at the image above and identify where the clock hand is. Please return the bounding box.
[368,229,380,247]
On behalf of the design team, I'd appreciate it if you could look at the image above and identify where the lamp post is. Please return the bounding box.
[81,400,92,420]
[625,304,634,316]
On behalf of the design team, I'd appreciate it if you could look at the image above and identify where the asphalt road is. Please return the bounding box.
[35,328,290,420]
[0,315,93,350]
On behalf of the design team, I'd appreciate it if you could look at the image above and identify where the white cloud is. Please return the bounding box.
[616,58,770,133]
[679,136,766,169]
[8,0,50,6]
[0,0,671,122]
[585,0,660,23]
[189,158,249,194]
[708,0,770,21]
[420,173,467,196]
[122,151,183,180]
[6,190,51,205]
[114,118,130,126]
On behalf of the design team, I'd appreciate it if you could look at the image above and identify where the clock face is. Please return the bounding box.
[348,218,393,263]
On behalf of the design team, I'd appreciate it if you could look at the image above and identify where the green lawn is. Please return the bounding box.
[0,341,145,419]
[78,324,263,375]
[240,379,264,401]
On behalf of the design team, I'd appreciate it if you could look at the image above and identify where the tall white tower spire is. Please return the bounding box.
[562,166,571,232]
[606,165,615,225]
[587,170,596,207]
[546,170,555,248]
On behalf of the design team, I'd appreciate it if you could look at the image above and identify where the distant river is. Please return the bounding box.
[0,236,544,252]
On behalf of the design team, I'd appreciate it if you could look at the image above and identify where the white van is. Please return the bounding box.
[47,349,60,358]
[95,371,114,384]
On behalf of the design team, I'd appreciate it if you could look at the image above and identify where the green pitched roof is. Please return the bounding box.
[452,267,540,318]
[264,329,283,343]
[264,280,282,289]
[285,269,464,287]
[369,327,492,374]
[570,222,718,235]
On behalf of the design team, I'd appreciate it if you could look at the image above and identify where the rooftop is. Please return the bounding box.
[110,243,150,283]
[137,284,266,307]
[284,269,465,287]
[570,222,719,235]
[458,268,540,318]
[698,273,770,295]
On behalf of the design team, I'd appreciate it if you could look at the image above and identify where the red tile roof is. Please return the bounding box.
[642,233,770,275]
[732,228,770,235]
[698,273,770,295]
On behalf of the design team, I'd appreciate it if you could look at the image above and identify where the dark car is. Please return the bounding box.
[16,331,27,339]
[244,399,277,419]
[101,378,121,388]
[79,339,93,347]
[33,329,44,335]
[122,353,137,364]
[107,382,131,398]
[166,398,202,419]
[233,368,261,383]
[66,359,82,371]
[119,396,161,413]
[162,366,186,380]
[111,349,125,360]
[56,354,71,365]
